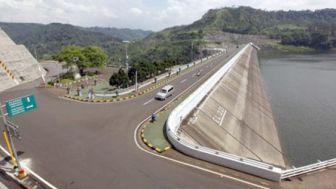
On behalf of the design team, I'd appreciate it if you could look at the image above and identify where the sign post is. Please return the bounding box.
[0,94,37,179]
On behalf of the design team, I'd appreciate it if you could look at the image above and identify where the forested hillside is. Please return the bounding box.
[191,7,336,49]
[0,22,152,59]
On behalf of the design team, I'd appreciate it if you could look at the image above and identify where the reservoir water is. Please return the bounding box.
[260,53,336,167]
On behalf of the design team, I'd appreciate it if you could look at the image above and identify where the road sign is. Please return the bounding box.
[5,95,37,117]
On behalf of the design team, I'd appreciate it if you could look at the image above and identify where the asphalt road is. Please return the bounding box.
[0,49,261,189]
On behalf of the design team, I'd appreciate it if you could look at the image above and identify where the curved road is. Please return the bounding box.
[0,50,260,189]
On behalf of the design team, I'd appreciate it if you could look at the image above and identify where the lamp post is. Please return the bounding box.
[191,40,194,62]
[123,41,130,72]
[135,70,138,92]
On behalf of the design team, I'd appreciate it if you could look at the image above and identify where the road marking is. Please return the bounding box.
[0,146,58,189]
[134,122,269,189]
[180,79,187,83]
[219,110,227,126]
[143,98,154,106]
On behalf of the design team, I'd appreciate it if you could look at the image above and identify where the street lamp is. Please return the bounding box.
[191,40,194,62]
[123,41,130,72]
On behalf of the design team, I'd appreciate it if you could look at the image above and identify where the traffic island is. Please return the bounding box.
[62,72,188,104]
[141,111,172,153]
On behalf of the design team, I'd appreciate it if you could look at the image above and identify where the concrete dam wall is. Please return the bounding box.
[180,45,286,168]
[166,44,284,181]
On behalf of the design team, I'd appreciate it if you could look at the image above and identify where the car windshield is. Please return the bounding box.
[161,89,168,93]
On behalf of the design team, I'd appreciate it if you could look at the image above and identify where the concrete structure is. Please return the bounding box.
[181,44,285,167]
[0,29,46,92]
[166,43,284,181]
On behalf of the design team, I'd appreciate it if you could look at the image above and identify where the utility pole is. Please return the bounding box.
[0,102,26,178]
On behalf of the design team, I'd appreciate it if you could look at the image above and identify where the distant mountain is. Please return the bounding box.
[133,6,336,62]
[1,7,336,63]
[82,27,152,41]
[185,7,336,49]
[0,22,152,59]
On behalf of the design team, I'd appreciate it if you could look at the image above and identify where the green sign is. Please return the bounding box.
[5,95,37,117]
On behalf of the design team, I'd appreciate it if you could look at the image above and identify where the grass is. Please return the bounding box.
[270,42,314,53]
[142,91,191,151]
[60,78,74,84]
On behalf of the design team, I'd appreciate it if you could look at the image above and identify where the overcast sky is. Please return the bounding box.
[0,0,335,31]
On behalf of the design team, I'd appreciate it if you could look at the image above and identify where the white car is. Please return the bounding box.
[155,85,174,100]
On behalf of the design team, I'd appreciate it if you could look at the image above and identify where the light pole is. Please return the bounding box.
[191,40,194,62]
[135,70,138,92]
[123,41,130,72]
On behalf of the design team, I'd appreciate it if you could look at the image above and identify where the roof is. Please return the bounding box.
[162,85,174,90]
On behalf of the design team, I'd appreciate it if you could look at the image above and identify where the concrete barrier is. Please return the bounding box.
[166,43,283,181]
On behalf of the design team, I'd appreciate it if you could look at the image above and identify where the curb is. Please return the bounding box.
[140,125,171,153]
[62,74,177,104]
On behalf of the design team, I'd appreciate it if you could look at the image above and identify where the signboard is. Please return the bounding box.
[5,95,37,117]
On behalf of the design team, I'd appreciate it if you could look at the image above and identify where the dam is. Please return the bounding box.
[166,43,336,181]
[179,45,286,168]
[166,43,285,181]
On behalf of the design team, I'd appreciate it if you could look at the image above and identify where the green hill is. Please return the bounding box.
[124,6,336,66]
[82,27,152,41]
[1,7,336,64]
[0,22,152,60]
[188,7,336,49]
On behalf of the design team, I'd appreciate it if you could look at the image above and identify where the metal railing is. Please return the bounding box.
[281,158,336,179]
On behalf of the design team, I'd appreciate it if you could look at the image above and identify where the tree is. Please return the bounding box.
[310,32,331,50]
[82,46,108,68]
[109,68,129,88]
[54,45,86,67]
[54,45,108,75]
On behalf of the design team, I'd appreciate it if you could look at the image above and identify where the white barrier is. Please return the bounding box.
[166,43,283,181]
[281,158,336,179]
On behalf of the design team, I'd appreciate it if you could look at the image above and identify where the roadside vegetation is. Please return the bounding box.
[53,45,107,75]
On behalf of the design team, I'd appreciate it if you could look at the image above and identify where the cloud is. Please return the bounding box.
[129,7,144,15]
[0,0,335,31]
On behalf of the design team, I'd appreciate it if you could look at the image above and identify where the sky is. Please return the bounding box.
[0,0,335,31]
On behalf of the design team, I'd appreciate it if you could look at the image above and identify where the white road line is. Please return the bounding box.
[219,110,227,126]
[0,146,58,189]
[133,121,269,189]
[180,79,187,83]
[143,98,154,106]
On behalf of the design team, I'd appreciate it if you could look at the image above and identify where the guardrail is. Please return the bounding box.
[166,43,283,181]
[281,158,336,179]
